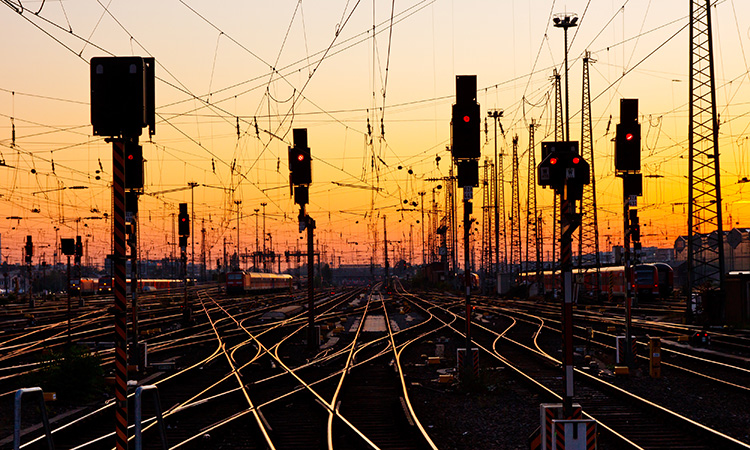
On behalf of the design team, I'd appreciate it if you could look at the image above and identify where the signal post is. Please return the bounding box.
[615,99,642,369]
[451,75,480,379]
[178,203,190,324]
[288,129,316,350]
[90,56,155,450]
[538,142,590,419]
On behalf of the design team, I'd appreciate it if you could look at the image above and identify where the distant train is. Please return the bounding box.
[518,263,674,300]
[97,276,186,294]
[226,271,293,294]
[69,278,98,295]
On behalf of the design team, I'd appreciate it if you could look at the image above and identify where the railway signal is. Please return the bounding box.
[124,143,144,190]
[450,75,481,380]
[615,98,640,172]
[178,203,190,237]
[24,236,33,264]
[451,75,480,160]
[288,128,317,350]
[289,128,312,188]
[90,55,156,450]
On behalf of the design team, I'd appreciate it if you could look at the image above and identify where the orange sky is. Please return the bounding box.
[2,0,750,269]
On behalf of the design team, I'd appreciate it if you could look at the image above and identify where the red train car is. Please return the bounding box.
[226,271,293,294]
[69,278,98,295]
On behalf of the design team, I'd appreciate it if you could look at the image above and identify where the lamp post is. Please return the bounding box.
[553,13,578,142]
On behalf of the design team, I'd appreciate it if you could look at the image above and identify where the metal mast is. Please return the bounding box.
[526,120,541,295]
[552,70,564,294]
[510,135,522,274]
[579,51,602,298]
[688,0,725,311]
[482,159,494,287]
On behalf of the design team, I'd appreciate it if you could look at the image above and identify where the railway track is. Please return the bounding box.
[399,286,750,450]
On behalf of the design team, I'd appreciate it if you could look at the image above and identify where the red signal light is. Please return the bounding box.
[572,157,580,164]
[127,154,134,160]
[550,157,558,165]
[463,115,470,123]
[297,153,304,161]
[626,133,634,141]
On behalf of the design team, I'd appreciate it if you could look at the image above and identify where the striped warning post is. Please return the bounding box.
[554,421,566,450]
[112,139,128,450]
[608,272,614,302]
[586,420,597,450]
[545,406,555,450]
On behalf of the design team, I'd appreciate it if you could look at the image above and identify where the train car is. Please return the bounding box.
[632,264,659,298]
[69,278,98,295]
[97,276,112,294]
[138,279,185,292]
[97,276,185,294]
[651,263,674,299]
[225,271,293,294]
[226,271,246,294]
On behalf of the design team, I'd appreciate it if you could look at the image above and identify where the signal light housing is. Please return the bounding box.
[289,128,312,187]
[124,142,144,189]
[178,202,190,237]
[450,75,480,160]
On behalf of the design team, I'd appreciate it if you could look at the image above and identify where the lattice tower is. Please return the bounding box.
[482,159,494,279]
[526,120,542,293]
[578,51,602,298]
[688,0,725,297]
[510,135,522,272]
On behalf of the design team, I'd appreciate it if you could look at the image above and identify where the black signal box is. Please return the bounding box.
[91,56,155,137]
[289,129,312,186]
[61,238,75,256]
[451,75,480,160]
[457,159,479,187]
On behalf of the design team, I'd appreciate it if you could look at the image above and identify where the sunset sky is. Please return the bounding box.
[2,0,750,269]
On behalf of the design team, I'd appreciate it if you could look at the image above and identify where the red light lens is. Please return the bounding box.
[127,154,134,160]
[463,115,470,123]
[550,157,558,165]
[297,154,304,161]
[626,133,634,141]
[572,157,580,164]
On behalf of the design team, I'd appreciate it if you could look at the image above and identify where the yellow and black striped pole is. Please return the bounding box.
[112,138,129,450]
